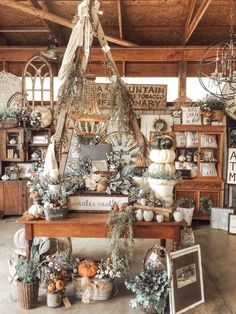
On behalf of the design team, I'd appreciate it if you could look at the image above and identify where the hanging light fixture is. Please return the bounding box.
[72,74,109,137]
[198,0,236,100]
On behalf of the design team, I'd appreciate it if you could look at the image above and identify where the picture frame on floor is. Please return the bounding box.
[228,214,236,235]
[169,245,204,314]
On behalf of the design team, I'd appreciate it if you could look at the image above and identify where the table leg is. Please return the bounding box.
[160,239,166,248]
[25,225,33,261]
[172,227,181,251]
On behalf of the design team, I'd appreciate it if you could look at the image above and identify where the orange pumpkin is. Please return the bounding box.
[55,280,65,291]
[78,259,98,278]
[135,155,149,168]
[47,282,56,292]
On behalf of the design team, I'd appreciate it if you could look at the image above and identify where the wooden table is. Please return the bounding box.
[17,213,187,260]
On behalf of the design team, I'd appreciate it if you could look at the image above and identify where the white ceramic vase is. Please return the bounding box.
[143,210,154,222]
[156,214,164,222]
[135,209,143,221]
[173,210,184,222]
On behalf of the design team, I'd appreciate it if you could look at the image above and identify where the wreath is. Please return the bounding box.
[199,196,214,214]
[153,118,168,134]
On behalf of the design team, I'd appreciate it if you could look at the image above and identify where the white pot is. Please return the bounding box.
[173,211,184,222]
[177,207,194,226]
[48,184,61,195]
[143,210,154,222]
[156,214,164,222]
[148,178,175,199]
[135,209,143,221]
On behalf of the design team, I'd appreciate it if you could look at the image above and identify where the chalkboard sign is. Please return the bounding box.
[227,148,236,184]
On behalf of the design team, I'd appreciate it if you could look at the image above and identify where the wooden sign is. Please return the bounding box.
[68,194,128,211]
[96,84,167,110]
[182,107,201,125]
[227,148,236,184]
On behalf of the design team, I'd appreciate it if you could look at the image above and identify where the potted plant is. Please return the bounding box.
[0,107,21,128]
[41,255,66,308]
[147,172,181,207]
[200,95,225,122]
[42,190,68,220]
[175,198,195,226]
[200,103,213,125]
[125,263,169,314]
[15,244,41,309]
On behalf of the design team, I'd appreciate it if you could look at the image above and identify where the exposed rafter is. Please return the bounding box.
[28,0,62,44]
[117,0,126,76]
[0,26,49,33]
[0,0,138,47]
[183,0,196,44]
[183,0,212,44]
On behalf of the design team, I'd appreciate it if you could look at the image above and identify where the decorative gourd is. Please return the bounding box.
[78,259,98,278]
[28,201,44,216]
[160,136,173,149]
[55,280,65,291]
[149,149,175,164]
[148,163,175,175]
[135,155,149,168]
[47,282,56,292]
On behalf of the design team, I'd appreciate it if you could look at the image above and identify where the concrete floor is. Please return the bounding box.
[0,218,236,314]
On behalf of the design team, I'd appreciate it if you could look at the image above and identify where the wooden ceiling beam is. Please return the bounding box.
[183,0,196,44]
[0,46,212,62]
[0,26,49,33]
[184,0,212,44]
[0,0,138,47]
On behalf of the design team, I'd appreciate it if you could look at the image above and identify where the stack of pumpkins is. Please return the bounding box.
[148,136,176,207]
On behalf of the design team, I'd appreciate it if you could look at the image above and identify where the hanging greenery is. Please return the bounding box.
[104,58,132,132]
[56,62,84,114]
[107,208,135,275]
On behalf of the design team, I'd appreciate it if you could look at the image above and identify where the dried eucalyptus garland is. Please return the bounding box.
[107,208,135,274]
[105,59,132,133]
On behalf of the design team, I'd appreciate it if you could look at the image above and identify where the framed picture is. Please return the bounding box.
[228,213,236,234]
[169,245,204,314]
[91,160,108,172]
[211,207,234,231]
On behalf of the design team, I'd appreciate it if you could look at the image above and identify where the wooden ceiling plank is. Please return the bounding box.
[0,26,49,33]
[0,0,137,47]
[183,0,196,44]
[0,46,215,62]
[184,0,212,44]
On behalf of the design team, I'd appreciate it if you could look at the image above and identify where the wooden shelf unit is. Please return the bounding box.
[173,125,225,220]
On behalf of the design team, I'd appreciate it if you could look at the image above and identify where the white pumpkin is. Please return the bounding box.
[28,202,44,216]
[148,162,175,175]
[135,209,144,221]
[149,149,175,164]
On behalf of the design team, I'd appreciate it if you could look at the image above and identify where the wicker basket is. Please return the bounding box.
[212,109,224,122]
[1,120,18,128]
[44,207,68,221]
[17,279,39,309]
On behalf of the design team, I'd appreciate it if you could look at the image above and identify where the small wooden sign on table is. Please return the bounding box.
[68,194,128,212]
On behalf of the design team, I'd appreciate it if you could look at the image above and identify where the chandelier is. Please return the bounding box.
[198,0,236,100]
[72,74,109,137]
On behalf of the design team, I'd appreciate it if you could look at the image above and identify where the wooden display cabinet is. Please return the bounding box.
[26,128,51,162]
[0,181,32,216]
[1,128,24,161]
[173,125,225,220]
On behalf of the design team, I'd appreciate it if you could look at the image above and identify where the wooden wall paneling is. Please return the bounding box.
[0,182,3,218]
